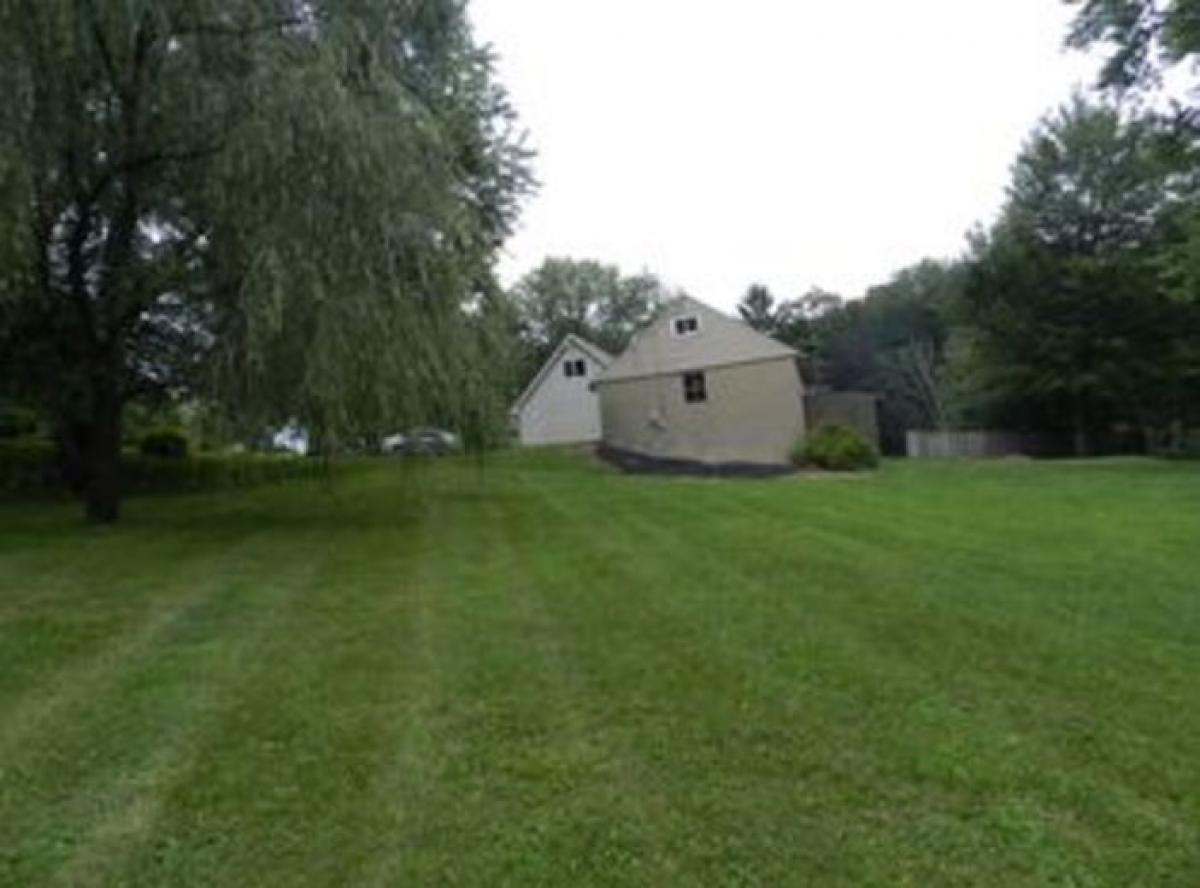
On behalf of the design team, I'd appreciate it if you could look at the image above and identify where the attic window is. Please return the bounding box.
[563,359,587,378]
[673,315,701,338]
[682,371,707,404]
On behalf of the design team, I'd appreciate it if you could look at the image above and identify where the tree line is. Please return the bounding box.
[730,3,1199,454]
[720,1,1200,455]
[4,0,1200,521]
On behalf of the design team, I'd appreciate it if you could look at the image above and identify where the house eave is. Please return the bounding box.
[593,352,800,388]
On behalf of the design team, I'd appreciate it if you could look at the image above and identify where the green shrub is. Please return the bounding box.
[0,441,60,496]
[1147,426,1200,460]
[139,428,189,460]
[794,425,879,472]
[0,403,38,439]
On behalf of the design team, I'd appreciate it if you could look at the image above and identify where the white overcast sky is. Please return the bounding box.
[471,1,1101,309]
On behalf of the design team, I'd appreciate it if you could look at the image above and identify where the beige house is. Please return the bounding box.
[512,335,613,446]
[594,296,806,466]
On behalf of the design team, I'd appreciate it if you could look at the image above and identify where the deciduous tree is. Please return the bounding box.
[737,284,781,333]
[510,258,675,369]
[0,1,532,521]
[964,97,1200,450]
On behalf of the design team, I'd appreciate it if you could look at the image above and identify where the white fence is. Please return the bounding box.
[906,430,1037,459]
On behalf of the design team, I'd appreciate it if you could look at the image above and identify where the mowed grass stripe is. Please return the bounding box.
[1,452,1198,885]
[92,493,433,886]
[1,538,327,885]
[488,457,1200,884]
[656,470,1198,875]
[357,485,673,885]
[431,468,976,882]
[541,478,1018,884]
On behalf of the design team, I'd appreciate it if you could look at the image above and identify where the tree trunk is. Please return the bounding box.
[54,419,92,496]
[1072,400,1093,457]
[82,358,124,524]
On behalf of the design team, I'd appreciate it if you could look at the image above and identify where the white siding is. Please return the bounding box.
[516,343,605,446]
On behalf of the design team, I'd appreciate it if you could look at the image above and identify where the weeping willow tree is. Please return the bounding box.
[0,0,532,521]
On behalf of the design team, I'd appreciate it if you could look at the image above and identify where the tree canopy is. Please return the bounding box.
[509,258,678,371]
[1067,0,1200,93]
[736,284,781,333]
[963,97,1200,448]
[0,0,533,521]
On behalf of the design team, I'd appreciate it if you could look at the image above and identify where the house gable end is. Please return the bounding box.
[512,335,613,416]
[598,296,797,384]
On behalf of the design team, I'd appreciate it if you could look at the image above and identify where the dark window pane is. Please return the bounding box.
[674,316,700,336]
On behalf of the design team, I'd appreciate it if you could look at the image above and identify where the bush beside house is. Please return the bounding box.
[793,425,879,472]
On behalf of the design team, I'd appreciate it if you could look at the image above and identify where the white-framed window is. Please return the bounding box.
[563,358,587,378]
[682,371,707,404]
[672,315,701,338]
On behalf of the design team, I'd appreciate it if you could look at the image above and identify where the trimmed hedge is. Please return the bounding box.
[122,452,330,494]
[793,425,880,472]
[0,441,330,500]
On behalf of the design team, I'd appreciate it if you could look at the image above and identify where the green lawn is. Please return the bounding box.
[1,452,1198,886]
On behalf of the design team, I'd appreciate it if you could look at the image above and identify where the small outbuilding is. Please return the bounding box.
[511,335,613,446]
[594,296,806,467]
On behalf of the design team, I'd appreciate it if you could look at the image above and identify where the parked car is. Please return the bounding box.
[380,433,408,454]
[382,428,460,456]
[407,427,461,455]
